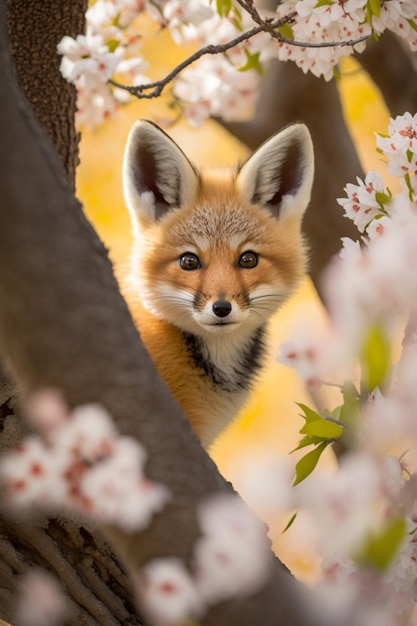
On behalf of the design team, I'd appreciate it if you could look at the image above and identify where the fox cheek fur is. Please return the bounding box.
[122,119,314,447]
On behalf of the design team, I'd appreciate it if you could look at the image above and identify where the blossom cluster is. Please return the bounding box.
[135,494,272,626]
[57,0,417,128]
[0,390,170,531]
[57,0,150,127]
[0,392,272,625]
[276,0,417,81]
[275,112,417,624]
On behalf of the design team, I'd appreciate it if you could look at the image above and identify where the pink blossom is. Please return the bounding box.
[194,495,271,602]
[136,558,203,626]
[376,113,417,177]
[0,393,170,531]
[15,569,67,626]
[163,0,213,30]
[337,171,386,233]
[1,437,57,508]
[173,55,259,126]
[366,215,392,241]
[277,307,352,389]
[295,454,404,559]
[339,237,362,261]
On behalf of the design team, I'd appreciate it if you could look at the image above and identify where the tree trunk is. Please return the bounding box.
[7,0,87,187]
[356,31,417,118]
[0,2,322,625]
[1,2,148,623]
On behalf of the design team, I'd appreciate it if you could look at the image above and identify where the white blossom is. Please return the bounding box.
[337,171,386,233]
[295,454,404,559]
[0,391,170,530]
[376,112,417,177]
[194,494,272,602]
[136,558,203,626]
[15,570,67,626]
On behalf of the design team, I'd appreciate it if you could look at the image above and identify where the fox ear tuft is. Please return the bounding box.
[123,120,200,226]
[237,124,314,220]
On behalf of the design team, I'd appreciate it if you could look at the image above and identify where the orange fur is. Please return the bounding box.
[122,121,314,447]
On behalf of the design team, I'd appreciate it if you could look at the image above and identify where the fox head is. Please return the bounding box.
[123,120,314,339]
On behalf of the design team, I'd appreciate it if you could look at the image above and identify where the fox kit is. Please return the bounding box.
[123,120,314,448]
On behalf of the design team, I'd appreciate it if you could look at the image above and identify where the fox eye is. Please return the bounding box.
[238,251,259,268]
[179,252,201,270]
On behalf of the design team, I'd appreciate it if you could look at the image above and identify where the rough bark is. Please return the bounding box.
[0,2,322,625]
[356,31,417,118]
[6,0,87,187]
[1,2,143,623]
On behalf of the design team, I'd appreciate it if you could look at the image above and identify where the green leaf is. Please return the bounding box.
[408,18,417,33]
[107,39,120,53]
[296,403,323,423]
[404,173,414,201]
[215,0,232,17]
[277,23,294,40]
[339,382,360,434]
[333,65,341,81]
[314,0,334,6]
[238,49,264,75]
[360,324,390,391]
[375,190,391,209]
[230,6,243,31]
[367,0,381,17]
[290,435,319,453]
[294,442,328,486]
[301,420,344,439]
[283,512,298,533]
[357,518,407,571]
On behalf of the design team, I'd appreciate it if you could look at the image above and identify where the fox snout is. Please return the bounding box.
[212,300,232,318]
[192,291,251,334]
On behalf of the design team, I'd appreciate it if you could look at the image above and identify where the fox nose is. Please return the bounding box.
[212,300,232,318]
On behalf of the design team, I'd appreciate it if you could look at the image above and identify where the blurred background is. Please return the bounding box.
[76,28,393,583]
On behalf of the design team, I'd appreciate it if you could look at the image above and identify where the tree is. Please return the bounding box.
[1,0,417,625]
[0,1,319,625]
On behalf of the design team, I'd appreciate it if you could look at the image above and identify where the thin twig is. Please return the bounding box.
[110,13,296,99]
[110,5,373,100]
[236,0,372,48]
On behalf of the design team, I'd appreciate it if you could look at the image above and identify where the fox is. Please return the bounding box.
[122,120,314,448]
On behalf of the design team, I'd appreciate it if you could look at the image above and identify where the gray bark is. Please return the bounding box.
[0,1,321,625]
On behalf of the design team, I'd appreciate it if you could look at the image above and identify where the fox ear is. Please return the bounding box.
[237,123,314,220]
[123,120,200,226]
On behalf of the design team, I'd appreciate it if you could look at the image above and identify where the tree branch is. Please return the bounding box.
[0,1,323,625]
[110,4,372,100]
[235,0,371,48]
[110,12,296,98]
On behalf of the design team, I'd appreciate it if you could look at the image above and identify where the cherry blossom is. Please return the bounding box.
[295,454,404,558]
[337,171,387,233]
[56,1,417,127]
[0,391,170,530]
[136,558,203,626]
[15,569,67,626]
[376,112,417,178]
[173,55,260,126]
[194,494,272,602]
[135,494,272,625]
[275,114,417,624]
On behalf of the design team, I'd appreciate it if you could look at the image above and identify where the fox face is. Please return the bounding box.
[123,121,314,343]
